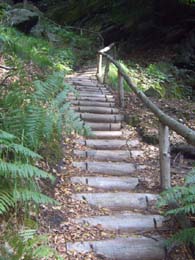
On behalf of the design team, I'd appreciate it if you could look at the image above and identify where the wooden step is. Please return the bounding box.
[75,86,109,92]
[69,93,114,98]
[73,106,119,114]
[84,122,121,131]
[74,150,143,161]
[90,131,123,138]
[71,176,139,190]
[67,236,165,260]
[75,213,164,232]
[77,139,140,149]
[72,161,144,175]
[72,192,158,210]
[68,96,115,102]
[79,113,124,123]
[71,100,115,107]
[76,90,110,95]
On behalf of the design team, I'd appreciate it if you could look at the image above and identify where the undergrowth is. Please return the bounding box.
[0,4,94,258]
[106,60,189,98]
[159,167,195,251]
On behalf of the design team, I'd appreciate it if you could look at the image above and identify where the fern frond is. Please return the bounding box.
[167,228,195,246]
[0,143,42,160]
[0,130,15,141]
[0,161,55,182]
[0,190,15,214]
[14,189,58,205]
[186,170,195,184]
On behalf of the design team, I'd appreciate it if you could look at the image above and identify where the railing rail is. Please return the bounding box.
[97,43,195,190]
[43,17,104,47]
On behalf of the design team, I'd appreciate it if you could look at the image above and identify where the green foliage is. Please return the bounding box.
[1,72,89,150]
[0,130,56,215]
[0,228,63,260]
[106,61,130,91]
[106,60,187,98]
[159,167,195,247]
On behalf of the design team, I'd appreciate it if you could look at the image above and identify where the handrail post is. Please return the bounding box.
[118,70,125,108]
[159,123,171,190]
[103,59,110,84]
[97,53,103,82]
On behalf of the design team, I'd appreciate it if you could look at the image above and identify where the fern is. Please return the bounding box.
[0,130,57,215]
[159,167,195,248]
[0,228,63,260]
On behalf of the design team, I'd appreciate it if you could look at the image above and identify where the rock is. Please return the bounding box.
[7,8,39,33]
[145,87,161,98]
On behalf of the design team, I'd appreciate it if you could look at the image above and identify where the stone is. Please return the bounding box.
[7,8,39,33]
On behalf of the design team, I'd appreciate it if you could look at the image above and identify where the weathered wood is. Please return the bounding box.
[73,161,144,175]
[90,131,122,138]
[77,139,140,149]
[71,176,139,190]
[159,123,171,189]
[103,59,110,84]
[67,237,165,260]
[97,53,103,80]
[73,106,119,114]
[84,122,121,131]
[99,52,195,145]
[76,90,110,95]
[71,100,115,107]
[69,93,114,98]
[72,192,157,210]
[74,150,143,161]
[118,71,125,108]
[75,213,164,232]
[69,96,115,102]
[75,88,109,94]
[79,113,124,123]
[171,143,195,158]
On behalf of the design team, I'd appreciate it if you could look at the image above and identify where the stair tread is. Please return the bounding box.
[72,192,157,210]
[75,212,164,232]
[71,176,139,190]
[67,236,165,260]
[74,149,144,161]
[73,161,145,175]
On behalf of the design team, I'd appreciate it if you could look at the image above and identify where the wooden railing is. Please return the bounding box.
[97,43,195,190]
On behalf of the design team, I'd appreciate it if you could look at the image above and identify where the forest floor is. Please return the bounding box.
[37,67,195,259]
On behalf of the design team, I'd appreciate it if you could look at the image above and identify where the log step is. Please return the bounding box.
[75,213,164,232]
[69,93,114,98]
[75,86,109,92]
[71,176,139,190]
[77,139,140,149]
[79,113,124,123]
[74,91,111,96]
[90,131,123,138]
[71,100,115,107]
[74,150,143,161]
[72,81,104,87]
[84,122,121,131]
[72,161,145,175]
[68,96,115,102]
[67,236,165,260]
[73,106,119,114]
[72,192,158,210]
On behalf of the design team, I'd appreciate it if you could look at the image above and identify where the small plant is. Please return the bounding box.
[1,72,89,150]
[0,130,56,215]
[159,166,195,248]
[0,228,63,260]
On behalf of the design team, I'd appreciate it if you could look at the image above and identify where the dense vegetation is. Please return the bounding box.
[0,2,95,259]
[0,0,195,258]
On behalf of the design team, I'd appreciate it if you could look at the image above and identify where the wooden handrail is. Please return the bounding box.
[97,44,195,190]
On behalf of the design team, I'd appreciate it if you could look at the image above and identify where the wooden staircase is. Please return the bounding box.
[65,68,166,260]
